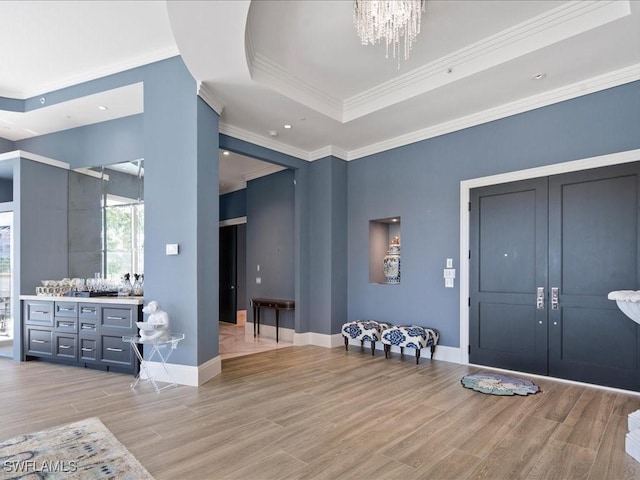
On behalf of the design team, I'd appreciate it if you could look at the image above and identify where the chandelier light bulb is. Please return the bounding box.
[353,0,426,65]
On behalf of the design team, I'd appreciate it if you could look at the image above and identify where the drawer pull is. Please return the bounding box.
[106,347,124,352]
[32,339,47,344]
[81,325,96,330]
[81,347,94,352]
[59,345,72,350]
[33,311,49,315]
[59,307,75,311]
[106,316,126,320]
[81,308,95,313]
[59,322,74,327]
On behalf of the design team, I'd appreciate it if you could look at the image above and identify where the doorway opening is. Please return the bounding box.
[218,149,294,359]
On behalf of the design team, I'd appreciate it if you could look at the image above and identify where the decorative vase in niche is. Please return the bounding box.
[383,236,401,284]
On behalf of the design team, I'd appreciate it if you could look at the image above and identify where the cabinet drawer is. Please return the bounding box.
[101,335,132,366]
[55,318,78,333]
[79,320,98,334]
[55,302,78,318]
[54,333,77,360]
[25,302,53,326]
[79,336,99,362]
[26,328,53,356]
[102,306,134,329]
[78,304,99,319]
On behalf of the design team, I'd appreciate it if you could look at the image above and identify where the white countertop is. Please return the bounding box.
[20,295,144,305]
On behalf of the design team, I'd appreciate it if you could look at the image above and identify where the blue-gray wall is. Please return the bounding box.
[16,114,143,167]
[309,157,348,335]
[348,80,640,348]
[220,189,246,221]
[0,137,13,153]
[246,169,295,329]
[0,179,13,203]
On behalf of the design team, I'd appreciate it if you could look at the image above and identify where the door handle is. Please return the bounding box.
[536,287,545,309]
[551,287,559,310]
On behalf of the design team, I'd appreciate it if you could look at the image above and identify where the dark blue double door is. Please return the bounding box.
[470,162,640,391]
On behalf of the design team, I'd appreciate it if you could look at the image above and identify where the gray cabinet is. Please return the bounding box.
[23,300,141,374]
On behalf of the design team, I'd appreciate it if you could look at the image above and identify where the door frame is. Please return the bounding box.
[459,148,640,365]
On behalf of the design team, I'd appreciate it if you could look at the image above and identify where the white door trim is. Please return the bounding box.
[459,148,640,364]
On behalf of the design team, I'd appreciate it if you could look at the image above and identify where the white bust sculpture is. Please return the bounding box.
[137,300,170,341]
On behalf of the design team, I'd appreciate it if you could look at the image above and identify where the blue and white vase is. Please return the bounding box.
[383,236,401,284]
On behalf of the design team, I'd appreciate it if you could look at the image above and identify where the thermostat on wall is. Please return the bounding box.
[166,244,179,255]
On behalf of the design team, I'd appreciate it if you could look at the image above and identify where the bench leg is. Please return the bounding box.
[371,341,376,356]
[400,346,404,358]
[384,344,390,358]
[416,348,421,364]
[360,339,364,352]
[431,344,436,359]
[344,336,348,351]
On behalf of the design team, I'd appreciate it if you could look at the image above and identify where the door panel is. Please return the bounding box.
[219,225,238,324]
[471,162,640,391]
[548,164,640,390]
[470,178,549,375]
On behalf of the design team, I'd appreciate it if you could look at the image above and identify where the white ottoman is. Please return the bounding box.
[341,320,392,356]
[381,325,439,364]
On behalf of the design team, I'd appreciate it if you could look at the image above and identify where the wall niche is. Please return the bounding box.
[369,217,401,284]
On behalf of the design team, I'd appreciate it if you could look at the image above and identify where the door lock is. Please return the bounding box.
[536,287,545,309]
[551,287,559,310]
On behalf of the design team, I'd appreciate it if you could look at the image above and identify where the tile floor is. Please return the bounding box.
[219,321,292,360]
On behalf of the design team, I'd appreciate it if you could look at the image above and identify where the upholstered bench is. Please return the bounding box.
[381,325,439,364]
[341,320,391,356]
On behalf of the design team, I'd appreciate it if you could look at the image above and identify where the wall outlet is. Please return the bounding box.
[446,258,453,268]
[256,277,262,284]
[445,278,454,288]
[444,268,456,279]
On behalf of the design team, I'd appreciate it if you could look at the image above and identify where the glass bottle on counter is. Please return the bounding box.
[118,273,132,296]
[132,273,143,296]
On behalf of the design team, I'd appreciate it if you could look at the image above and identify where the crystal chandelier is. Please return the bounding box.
[353,0,426,64]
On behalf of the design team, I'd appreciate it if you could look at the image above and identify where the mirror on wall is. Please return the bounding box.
[69,160,143,280]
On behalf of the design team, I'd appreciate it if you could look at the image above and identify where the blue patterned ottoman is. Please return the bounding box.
[381,325,439,364]
[341,320,392,356]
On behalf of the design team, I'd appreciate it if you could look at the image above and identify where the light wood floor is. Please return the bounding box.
[2,346,640,479]
[219,321,292,360]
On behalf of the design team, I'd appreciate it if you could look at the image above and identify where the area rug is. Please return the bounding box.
[0,417,153,479]
[461,372,540,396]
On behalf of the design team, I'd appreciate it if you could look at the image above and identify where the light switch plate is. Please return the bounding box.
[166,244,179,255]
[256,277,262,284]
[445,278,454,288]
[444,268,456,279]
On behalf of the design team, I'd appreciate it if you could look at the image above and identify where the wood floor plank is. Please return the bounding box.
[1,346,639,480]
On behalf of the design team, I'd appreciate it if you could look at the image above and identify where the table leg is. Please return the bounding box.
[257,308,260,336]
[253,305,257,337]
[276,309,279,343]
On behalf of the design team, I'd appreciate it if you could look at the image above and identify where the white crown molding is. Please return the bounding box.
[221,61,640,163]
[19,46,180,100]
[244,162,286,181]
[346,62,640,161]
[197,81,224,115]
[219,122,312,161]
[343,0,631,121]
[309,145,349,162]
[0,150,69,169]
[243,1,629,124]
[220,181,247,195]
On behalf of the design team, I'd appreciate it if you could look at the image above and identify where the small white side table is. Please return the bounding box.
[122,333,185,392]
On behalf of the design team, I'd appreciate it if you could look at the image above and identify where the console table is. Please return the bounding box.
[251,298,295,343]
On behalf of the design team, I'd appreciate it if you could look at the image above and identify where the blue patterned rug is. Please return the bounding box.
[0,417,153,479]
[461,372,540,396]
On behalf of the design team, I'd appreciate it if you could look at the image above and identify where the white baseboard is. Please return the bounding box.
[345,337,461,363]
[140,355,221,387]
[294,332,344,348]
[243,321,295,342]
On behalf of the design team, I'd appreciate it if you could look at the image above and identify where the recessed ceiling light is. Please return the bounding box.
[532,73,547,80]
[97,105,108,111]
[391,218,398,222]
[283,124,292,129]
[222,151,230,156]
